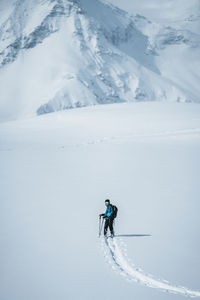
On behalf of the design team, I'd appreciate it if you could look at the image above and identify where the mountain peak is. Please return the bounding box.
[0,0,199,121]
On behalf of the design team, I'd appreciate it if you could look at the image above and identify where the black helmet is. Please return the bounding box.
[105,199,110,204]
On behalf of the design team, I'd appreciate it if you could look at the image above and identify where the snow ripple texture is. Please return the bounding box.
[101,237,200,298]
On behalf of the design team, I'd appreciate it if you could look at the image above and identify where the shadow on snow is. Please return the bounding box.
[114,234,151,238]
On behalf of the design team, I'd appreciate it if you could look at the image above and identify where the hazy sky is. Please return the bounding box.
[0,0,15,9]
[107,0,199,24]
[0,0,199,27]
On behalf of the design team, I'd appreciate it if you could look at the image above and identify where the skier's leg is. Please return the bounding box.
[109,218,114,236]
[104,219,109,236]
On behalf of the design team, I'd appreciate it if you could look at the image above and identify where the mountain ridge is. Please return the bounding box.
[0,0,199,121]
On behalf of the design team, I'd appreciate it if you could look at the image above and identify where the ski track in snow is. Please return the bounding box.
[101,237,200,298]
[83,128,200,146]
[58,127,200,149]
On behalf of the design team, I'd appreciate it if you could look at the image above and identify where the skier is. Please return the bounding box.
[99,199,117,237]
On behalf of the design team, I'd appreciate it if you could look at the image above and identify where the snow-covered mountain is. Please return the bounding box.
[0,0,200,121]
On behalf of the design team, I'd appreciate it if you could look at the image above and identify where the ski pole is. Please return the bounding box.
[99,216,104,237]
[99,216,101,237]
[99,216,103,237]
[100,217,104,237]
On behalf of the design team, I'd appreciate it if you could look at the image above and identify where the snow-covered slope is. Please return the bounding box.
[1,102,200,300]
[104,237,200,298]
[0,0,200,121]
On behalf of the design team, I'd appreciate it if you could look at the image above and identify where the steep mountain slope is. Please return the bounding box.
[0,0,199,121]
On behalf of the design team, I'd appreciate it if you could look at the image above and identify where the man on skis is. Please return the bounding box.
[100,199,115,237]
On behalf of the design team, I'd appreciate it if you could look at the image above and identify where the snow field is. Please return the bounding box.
[0,102,200,300]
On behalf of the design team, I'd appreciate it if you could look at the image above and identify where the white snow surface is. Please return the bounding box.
[103,237,200,298]
[0,0,200,121]
[0,102,200,300]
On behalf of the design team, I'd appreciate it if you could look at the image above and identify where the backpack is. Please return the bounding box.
[111,204,118,218]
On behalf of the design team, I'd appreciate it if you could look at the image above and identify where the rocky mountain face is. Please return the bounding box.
[0,0,200,120]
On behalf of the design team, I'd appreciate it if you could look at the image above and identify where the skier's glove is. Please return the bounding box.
[99,213,104,217]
